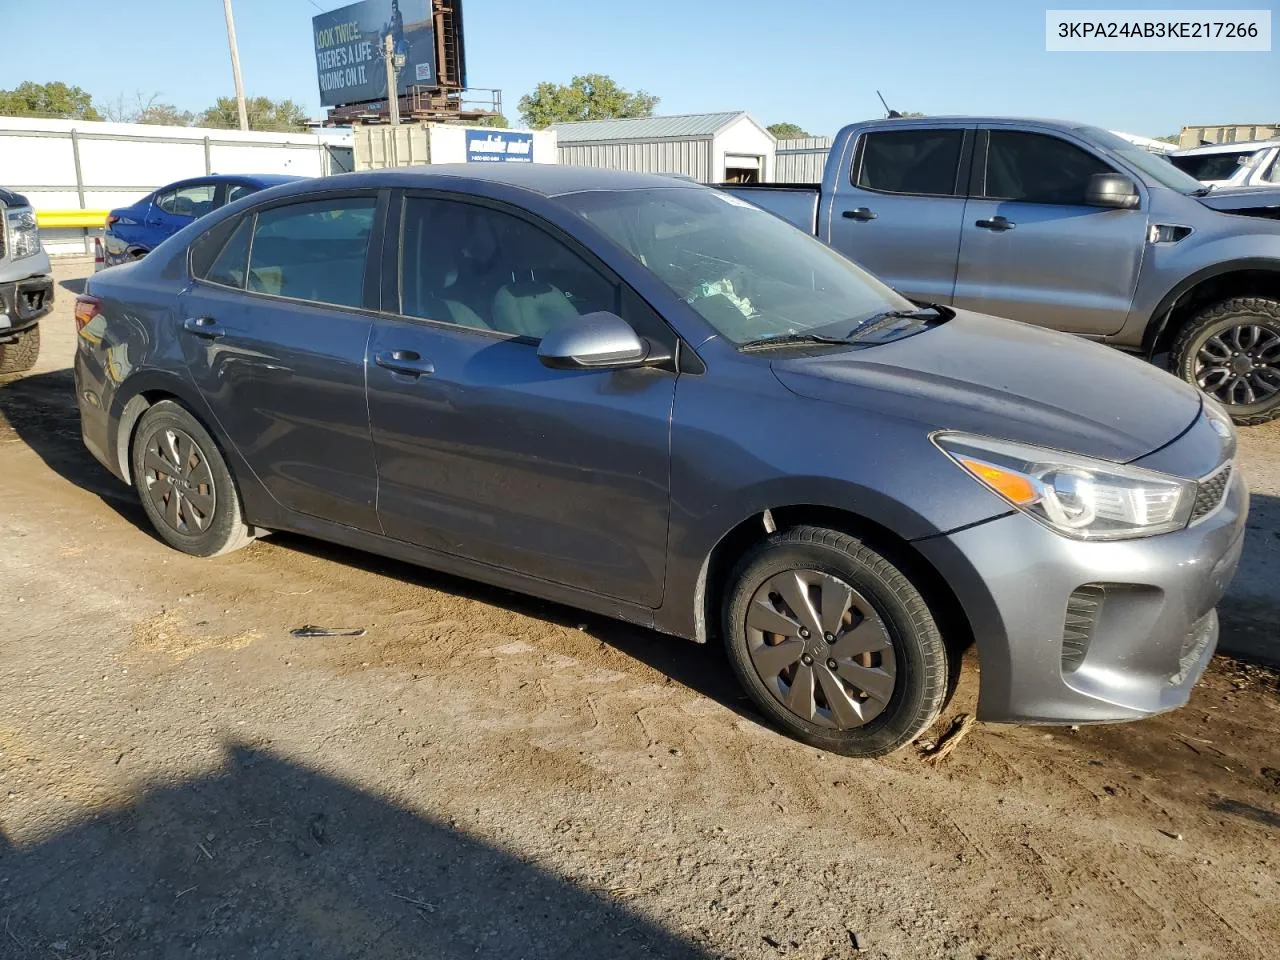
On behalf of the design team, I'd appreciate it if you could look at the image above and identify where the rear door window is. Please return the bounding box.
[205,218,254,289]
[982,131,1113,205]
[156,183,217,219]
[247,197,376,308]
[854,129,964,196]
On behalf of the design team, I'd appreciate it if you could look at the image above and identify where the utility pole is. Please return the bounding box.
[384,34,402,126]
[223,0,249,131]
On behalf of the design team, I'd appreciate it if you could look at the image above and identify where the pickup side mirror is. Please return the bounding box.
[537,311,651,371]
[1086,172,1140,209]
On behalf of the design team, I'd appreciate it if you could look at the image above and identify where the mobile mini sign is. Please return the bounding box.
[466,130,535,163]
[312,0,437,107]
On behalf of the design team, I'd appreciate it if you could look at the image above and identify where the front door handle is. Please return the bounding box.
[975,216,1016,232]
[182,316,224,339]
[375,349,435,377]
[842,207,877,221]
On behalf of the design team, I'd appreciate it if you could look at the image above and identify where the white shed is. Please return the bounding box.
[551,112,775,184]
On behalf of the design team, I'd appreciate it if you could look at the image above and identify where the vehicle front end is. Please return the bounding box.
[915,402,1244,724]
[0,191,54,373]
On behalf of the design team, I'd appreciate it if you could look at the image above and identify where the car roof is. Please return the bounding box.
[255,164,704,200]
[845,116,1100,132]
[1172,140,1280,156]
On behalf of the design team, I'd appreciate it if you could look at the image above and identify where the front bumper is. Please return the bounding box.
[0,273,54,335]
[918,441,1247,724]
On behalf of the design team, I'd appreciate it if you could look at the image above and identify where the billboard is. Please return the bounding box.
[313,0,437,107]
[466,130,534,163]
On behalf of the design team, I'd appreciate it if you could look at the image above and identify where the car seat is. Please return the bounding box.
[490,270,579,339]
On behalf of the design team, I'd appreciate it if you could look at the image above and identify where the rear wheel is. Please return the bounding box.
[722,526,950,757]
[130,401,253,557]
[0,325,40,375]
[1172,297,1280,425]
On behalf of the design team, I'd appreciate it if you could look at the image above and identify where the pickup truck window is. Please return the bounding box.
[983,131,1111,205]
[854,129,964,196]
[1077,126,1205,194]
[565,187,910,345]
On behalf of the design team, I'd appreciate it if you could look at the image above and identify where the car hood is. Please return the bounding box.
[1197,184,1280,213]
[770,309,1203,464]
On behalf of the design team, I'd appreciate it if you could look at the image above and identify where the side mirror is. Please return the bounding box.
[1086,172,1140,209]
[537,311,651,371]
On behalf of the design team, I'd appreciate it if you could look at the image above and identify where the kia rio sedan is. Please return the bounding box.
[73,166,1247,756]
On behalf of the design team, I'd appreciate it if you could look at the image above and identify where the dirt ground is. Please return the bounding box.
[0,259,1277,960]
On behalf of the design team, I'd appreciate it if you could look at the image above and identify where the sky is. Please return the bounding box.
[0,0,1275,137]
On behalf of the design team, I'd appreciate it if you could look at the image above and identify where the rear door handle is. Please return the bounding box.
[975,216,1015,232]
[182,316,224,339]
[375,349,435,377]
[842,207,877,221]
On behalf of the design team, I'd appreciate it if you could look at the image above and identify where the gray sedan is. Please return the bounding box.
[72,166,1246,756]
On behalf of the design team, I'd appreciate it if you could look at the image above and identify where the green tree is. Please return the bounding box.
[518,74,658,129]
[473,113,510,128]
[767,122,810,140]
[198,96,309,133]
[1155,134,1180,145]
[0,81,100,120]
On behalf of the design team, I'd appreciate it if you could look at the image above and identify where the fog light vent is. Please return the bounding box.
[1062,585,1105,673]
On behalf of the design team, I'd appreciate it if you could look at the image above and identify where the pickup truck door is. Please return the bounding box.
[953,128,1149,336]
[822,124,973,305]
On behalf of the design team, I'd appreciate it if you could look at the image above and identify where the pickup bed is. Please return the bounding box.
[723,117,1280,424]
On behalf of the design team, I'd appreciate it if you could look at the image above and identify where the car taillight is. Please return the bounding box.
[74,295,101,332]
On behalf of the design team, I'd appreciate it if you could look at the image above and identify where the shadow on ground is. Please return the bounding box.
[59,276,88,296]
[0,745,710,959]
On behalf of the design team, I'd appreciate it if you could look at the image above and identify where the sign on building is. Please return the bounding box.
[466,130,534,163]
[312,0,436,107]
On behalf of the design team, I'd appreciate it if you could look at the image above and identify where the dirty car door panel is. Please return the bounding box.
[179,196,381,530]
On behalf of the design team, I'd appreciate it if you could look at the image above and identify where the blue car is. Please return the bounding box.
[102,174,300,267]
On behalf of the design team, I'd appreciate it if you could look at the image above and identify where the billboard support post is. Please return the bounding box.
[384,34,401,127]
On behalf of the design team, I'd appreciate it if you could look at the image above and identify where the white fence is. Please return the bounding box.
[0,117,353,254]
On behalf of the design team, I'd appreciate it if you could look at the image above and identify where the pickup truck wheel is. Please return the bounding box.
[723,526,949,757]
[1172,297,1280,425]
[129,401,253,557]
[0,325,40,375]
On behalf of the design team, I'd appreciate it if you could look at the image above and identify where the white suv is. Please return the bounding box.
[1169,139,1280,189]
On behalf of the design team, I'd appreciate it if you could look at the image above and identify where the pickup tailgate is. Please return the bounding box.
[718,184,819,233]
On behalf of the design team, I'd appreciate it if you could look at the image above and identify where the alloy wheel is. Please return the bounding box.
[745,569,896,729]
[1194,323,1280,407]
[142,427,216,535]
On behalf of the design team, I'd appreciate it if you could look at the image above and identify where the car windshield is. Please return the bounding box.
[1077,127,1207,194]
[562,187,912,345]
[1169,149,1266,182]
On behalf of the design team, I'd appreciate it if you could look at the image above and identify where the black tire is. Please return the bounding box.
[129,400,253,557]
[1171,297,1280,426]
[0,325,40,375]
[722,526,949,757]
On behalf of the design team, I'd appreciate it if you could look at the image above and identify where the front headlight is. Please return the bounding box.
[934,433,1196,540]
[6,209,42,260]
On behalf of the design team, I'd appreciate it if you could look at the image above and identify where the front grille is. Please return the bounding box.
[1062,585,1105,673]
[1191,463,1232,523]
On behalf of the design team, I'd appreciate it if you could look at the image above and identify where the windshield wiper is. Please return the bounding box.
[737,332,858,352]
[847,304,943,339]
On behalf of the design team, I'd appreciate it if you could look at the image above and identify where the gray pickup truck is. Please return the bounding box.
[0,187,54,375]
[723,118,1280,424]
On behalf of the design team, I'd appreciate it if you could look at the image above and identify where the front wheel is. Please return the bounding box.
[0,325,40,375]
[722,526,950,757]
[1172,297,1280,426]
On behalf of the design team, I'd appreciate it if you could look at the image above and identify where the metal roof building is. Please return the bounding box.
[551,112,776,184]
